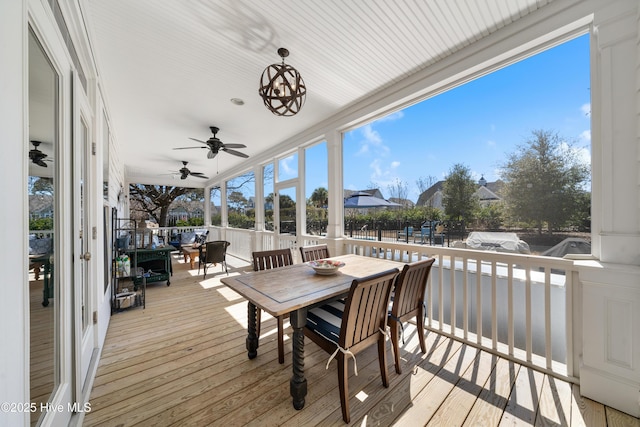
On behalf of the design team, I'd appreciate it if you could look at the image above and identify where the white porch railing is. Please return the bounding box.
[147,227,578,382]
[341,237,578,382]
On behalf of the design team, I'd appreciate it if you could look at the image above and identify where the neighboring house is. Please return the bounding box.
[417,177,504,210]
[28,194,54,219]
[247,196,273,211]
[416,180,445,209]
[168,200,204,221]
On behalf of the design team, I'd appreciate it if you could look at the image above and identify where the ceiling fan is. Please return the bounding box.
[174,126,248,159]
[173,161,209,180]
[29,140,52,167]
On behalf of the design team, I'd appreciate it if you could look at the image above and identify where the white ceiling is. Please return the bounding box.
[80,0,553,187]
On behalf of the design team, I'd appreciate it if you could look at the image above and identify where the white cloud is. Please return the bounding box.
[279,155,296,178]
[581,103,591,117]
[368,158,400,188]
[356,124,390,157]
[487,140,496,148]
[579,129,591,143]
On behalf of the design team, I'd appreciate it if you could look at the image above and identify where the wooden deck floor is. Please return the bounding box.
[83,252,640,426]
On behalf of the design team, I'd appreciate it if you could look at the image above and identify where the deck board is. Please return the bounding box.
[80,252,640,426]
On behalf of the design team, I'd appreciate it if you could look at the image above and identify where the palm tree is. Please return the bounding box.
[310,187,328,208]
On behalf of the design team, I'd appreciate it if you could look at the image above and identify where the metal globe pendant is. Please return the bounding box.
[259,48,306,116]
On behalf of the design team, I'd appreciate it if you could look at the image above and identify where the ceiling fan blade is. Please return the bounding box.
[191,172,207,176]
[221,143,246,149]
[193,174,209,179]
[173,146,207,150]
[207,150,217,159]
[222,148,249,158]
[188,137,209,145]
[37,160,48,167]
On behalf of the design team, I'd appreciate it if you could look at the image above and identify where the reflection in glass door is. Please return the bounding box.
[274,185,297,253]
[28,28,58,426]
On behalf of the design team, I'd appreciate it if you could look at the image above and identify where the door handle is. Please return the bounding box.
[81,252,91,261]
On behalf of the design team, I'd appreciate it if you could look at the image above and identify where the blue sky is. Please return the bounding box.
[302,34,591,203]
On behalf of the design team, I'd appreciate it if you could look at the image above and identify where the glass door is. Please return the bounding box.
[28,27,61,426]
[274,183,297,257]
[73,73,96,401]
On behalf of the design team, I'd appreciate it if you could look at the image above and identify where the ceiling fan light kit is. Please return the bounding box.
[259,47,306,117]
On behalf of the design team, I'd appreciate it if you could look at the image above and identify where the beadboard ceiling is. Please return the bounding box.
[80,0,554,186]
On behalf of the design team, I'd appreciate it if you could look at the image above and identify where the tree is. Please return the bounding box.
[129,184,203,226]
[415,175,437,207]
[227,191,248,212]
[499,129,589,233]
[29,176,54,195]
[442,163,479,222]
[387,178,409,207]
[310,187,328,208]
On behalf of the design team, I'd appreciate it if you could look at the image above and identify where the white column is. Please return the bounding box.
[254,164,264,231]
[325,130,346,255]
[578,0,640,417]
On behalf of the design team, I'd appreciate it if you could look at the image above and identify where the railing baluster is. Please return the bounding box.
[438,253,444,332]
[545,266,552,370]
[462,256,468,340]
[450,255,456,334]
[508,262,514,356]
[526,265,532,363]
[491,261,497,351]
[476,258,482,346]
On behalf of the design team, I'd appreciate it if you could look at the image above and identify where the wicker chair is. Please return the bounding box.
[251,248,294,364]
[199,240,230,278]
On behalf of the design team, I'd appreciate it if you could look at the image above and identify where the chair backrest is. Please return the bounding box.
[299,244,330,262]
[196,230,210,244]
[340,269,399,351]
[252,248,293,271]
[391,258,435,320]
[204,240,229,263]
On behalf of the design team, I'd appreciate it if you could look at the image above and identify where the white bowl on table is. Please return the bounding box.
[308,259,345,276]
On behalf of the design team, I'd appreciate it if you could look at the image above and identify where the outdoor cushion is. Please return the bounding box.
[29,237,52,255]
[306,300,346,343]
[180,231,196,245]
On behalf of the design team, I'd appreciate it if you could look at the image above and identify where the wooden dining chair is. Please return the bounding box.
[388,258,435,374]
[299,244,330,262]
[251,248,294,364]
[304,268,399,423]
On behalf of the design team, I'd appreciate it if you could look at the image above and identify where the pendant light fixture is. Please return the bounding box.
[258,48,306,116]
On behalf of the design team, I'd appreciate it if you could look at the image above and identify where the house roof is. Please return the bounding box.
[344,189,385,200]
[417,179,505,206]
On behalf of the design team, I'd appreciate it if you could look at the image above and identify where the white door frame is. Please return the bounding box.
[72,72,97,402]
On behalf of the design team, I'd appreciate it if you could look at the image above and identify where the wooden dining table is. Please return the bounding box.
[220,253,403,410]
